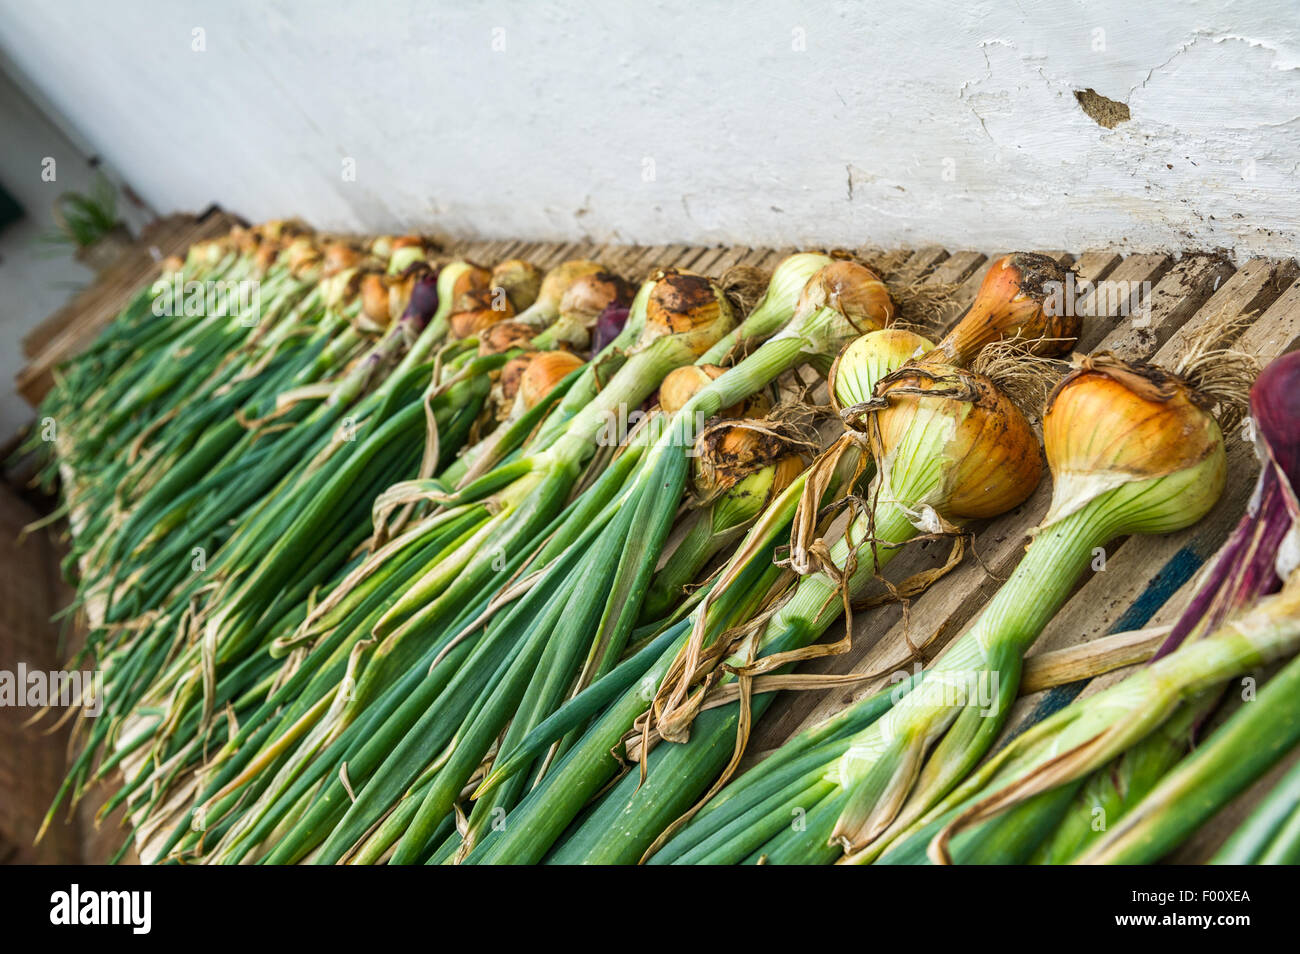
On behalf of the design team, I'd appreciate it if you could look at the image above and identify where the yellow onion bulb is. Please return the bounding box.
[321,241,363,277]
[559,271,633,324]
[519,350,585,408]
[478,321,538,356]
[491,259,544,313]
[790,259,894,337]
[925,253,1079,365]
[360,272,392,324]
[711,453,807,533]
[386,236,431,275]
[639,270,735,355]
[747,252,834,320]
[871,367,1042,523]
[255,219,307,244]
[692,422,805,503]
[283,237,322,277]
[451,286,515,339]
[831,328,935,413]
[1039,355,1226,535]
[660,365,768,419]
[252,243,280,275]
[519,259,606,324]
[498,353,535,409]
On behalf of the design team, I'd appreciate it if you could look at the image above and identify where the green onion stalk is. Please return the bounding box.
[465,256,1079,865]
[461,334,999,864]
[57,238,346,540]
[196,258,819,865]
[1212,748,1300,864]
[343,260,894,865]
[78,247,386,620]
[142,264,774,863]
[726,355,1228,866]
[582,360,1040,866]
[888,349,1293,865]
[461,468,823,865]
[640,420,802,624]
[885,571,1300,866]
[55,230,319,476]
[47,235,350,655]
[44,257,481,837]
[149,270,737,864]
[136,282,637,862]
[26,233,239,477]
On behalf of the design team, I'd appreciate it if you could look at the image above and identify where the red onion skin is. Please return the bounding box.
[1254,350,1300,483]
[591,305,630,354]
[1153,351,1300,661]
[400,272,440,331]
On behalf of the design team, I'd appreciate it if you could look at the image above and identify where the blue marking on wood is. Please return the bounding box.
[1005,543,1207,741]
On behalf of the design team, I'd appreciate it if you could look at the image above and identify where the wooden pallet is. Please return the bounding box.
[34,237,1300,862]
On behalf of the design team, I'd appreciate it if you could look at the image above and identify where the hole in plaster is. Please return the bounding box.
[1074,88,1130,128]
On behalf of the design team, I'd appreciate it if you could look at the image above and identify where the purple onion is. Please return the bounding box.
[400,270,440,330]
[1154,351,1300,660]
[590,305,630,355]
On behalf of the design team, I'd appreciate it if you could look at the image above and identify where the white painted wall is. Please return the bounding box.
[0,65,152,438]
[0,1,1297,263]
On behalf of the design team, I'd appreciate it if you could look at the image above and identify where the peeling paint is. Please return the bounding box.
[0,0,1295,259]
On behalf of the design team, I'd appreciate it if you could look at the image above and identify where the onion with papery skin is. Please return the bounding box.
[922,253,1079,366]
[519,350,584,409]
[639,270,736,356]
[1038,353,1225,535]
[387,237,433,276]
[451,286,515,339]
[283,237,323,278]
[870,367,1043,522]
[660,365,770,419]
[498,354,534,409]
[659,365,725,415]
[386,261,440,325]
[710,453,806,532]
[791,260,895,341]
[534,271,634,350]
[491,259,543,313]
[692,421,805,502]
[478,321,537,356]
[321,241,363,277]
[401,271,440,327]
[516,259,606,327]
[360,272,391,324]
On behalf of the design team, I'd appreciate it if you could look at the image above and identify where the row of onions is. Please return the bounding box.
[23,221,1298,864]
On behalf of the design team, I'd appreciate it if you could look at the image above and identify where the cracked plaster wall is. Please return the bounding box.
[0,0,1296,257]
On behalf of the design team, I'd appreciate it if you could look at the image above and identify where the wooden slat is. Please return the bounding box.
[891,246,949,285]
